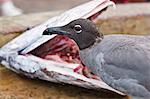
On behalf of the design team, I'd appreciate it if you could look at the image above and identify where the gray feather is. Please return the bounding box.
[80,34,150,97]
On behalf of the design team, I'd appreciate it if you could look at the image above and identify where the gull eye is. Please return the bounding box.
[74,25,82,34]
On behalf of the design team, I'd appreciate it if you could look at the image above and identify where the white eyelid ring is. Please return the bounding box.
[74,25,82,34]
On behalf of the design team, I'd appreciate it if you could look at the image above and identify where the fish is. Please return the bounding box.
[0,0,125,96]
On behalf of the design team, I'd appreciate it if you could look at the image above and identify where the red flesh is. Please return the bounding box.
[29,35,99,79]
[29,35,80,63]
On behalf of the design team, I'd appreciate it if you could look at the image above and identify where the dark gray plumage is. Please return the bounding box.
[43,19,150,98]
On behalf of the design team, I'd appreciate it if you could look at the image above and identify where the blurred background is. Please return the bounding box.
[0,0,149,16]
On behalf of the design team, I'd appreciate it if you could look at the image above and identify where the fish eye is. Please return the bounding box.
[74,25,82,34]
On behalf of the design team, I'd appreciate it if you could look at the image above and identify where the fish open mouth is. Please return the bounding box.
[21,0,115,79]
[27,9,106,78]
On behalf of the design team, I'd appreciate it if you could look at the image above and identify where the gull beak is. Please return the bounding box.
[43,27,71,36]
